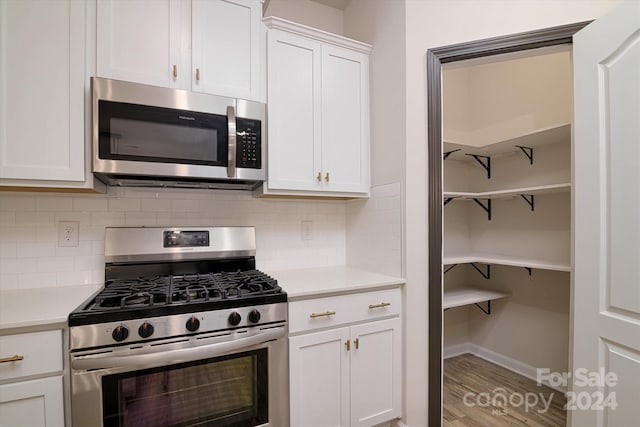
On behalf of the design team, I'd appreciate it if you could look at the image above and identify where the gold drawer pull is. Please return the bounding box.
[310,311,336,318]
[345,339,350,351]
[368,302,391,309]
[0,355,24,364]
[354,337,359,350]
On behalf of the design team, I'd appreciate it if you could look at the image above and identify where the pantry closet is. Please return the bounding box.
[441,48,573,414]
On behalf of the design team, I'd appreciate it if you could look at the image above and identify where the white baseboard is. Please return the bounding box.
[444,342,567,393]
[391,421,407,427]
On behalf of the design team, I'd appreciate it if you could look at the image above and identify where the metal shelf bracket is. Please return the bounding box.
[465,154,491,179]
[472,198,492,220]
[470,263,491,279]
[474,300,491,315]
[516,145,534,165]
[444,264,458,274]
[444,197,454,206]
[520,194,535,211]
[444,149,461,160]
[524,267,532,276]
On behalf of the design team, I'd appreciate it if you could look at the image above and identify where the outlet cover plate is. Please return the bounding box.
[58,221,79,247]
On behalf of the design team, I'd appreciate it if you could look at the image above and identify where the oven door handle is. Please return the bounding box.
[71,328,283,371]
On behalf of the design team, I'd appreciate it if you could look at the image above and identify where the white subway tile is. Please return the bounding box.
[73,197,108,212]
[109,198,141,212]
[91,211,125,226]
[0,212,15,225]
[92,241,104,255]
[55,212,92,224]
[15,211,55,226]
[140,198,171,212]
[80,225,106,241]
[36,197,72,211]
[124,188,160,199]
[17,242,55,257]
[74,255,104,271]
[57,271,94,286]
[171,199,199,212]
[0,258,36,274]
[0,196,35,212]
[55,241,93,257]
[92,269,105,284]
[37,257,75,273]
[36,226,58,242]
[0,226,37,242]
[125,212,158,225]
[0,242,16,258]
[18,272,53,288]
[0,274,18,290]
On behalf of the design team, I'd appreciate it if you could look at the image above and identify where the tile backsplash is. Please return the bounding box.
[0,187,346,290]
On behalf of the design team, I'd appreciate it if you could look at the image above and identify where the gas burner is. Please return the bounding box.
[90,270,280,311]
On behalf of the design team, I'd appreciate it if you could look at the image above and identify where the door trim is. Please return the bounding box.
[426,21,589,426]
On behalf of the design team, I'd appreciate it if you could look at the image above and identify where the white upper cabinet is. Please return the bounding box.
[96,0,264,101]
[0,0,85,182]
[192,0,262,100]
[260,17,371,198]
[96,0,183,88]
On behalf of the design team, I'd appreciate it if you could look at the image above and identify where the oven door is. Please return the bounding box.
[70,326,288,427]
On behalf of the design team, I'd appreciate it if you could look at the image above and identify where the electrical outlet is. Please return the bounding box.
[58,221,79,247]
[301,220,314,241]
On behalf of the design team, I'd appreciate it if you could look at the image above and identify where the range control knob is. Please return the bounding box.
[228,311,242,326]
[112,325,129,342]
[186,316,200,332]
[248,309,261,324]
[138,322,154,338]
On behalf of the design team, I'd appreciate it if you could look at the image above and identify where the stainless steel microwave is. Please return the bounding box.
[92,77,265,190]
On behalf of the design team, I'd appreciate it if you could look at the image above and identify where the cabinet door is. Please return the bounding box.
[289,328,350,427]
[350,318,401,426]
[0,0,85,181]
[321,45,370,193]
[0,376,64,427]
[267,30,322,191]
[96,0,183,88]
[192,0,262,100]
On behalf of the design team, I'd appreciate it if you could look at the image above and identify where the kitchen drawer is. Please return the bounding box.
[289,288,401,334]
[0,330,62,381]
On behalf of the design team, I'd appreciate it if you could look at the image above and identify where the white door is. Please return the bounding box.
[572,1,640,426]
[191,0,262,100]
[350,318,401,427]
[289,328,350,427]
[267,30,322,191]
[0,0,85,181]
[321,45,370,194]
[96,0,183,88]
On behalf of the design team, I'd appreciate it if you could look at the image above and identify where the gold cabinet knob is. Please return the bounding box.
[325,172,330,182]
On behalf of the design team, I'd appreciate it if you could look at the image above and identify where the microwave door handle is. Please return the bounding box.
[71,327,283,371]
[227,105,236,178]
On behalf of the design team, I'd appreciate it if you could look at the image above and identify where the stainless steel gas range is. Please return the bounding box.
[68,226,288,427]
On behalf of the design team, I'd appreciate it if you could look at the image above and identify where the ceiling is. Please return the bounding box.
[310,0,352,10]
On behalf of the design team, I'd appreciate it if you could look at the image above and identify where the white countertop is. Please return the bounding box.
[267,266,405,301]
[0,285,102,332]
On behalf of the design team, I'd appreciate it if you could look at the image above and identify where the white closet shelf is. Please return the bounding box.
[443,253,571,272]
[443,123,571,160]
[443,286,510,310]
[444,182,571,200]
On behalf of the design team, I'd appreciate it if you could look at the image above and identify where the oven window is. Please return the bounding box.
[102,349,268,427]
[98,100,228,166]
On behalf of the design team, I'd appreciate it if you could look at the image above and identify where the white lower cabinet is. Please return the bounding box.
[0,330,64,426]
[289,289,402,427]
[0,376,64,427]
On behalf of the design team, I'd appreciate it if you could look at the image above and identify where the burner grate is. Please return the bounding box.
[92,270,280,311]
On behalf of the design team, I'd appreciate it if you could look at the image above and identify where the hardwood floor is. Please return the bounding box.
[443,354,567,427]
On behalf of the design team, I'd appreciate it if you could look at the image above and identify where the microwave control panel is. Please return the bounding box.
[236,118,261,169]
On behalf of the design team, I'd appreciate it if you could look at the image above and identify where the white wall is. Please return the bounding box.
[344,0,406,187]
[403,1,622,425]
[265,0,344,34]
[0,188,347,290]
[443,51,573,146]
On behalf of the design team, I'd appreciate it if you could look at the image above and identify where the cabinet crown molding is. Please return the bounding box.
[263,16,372,54]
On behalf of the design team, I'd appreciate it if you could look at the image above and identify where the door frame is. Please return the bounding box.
[426,21,590,426]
